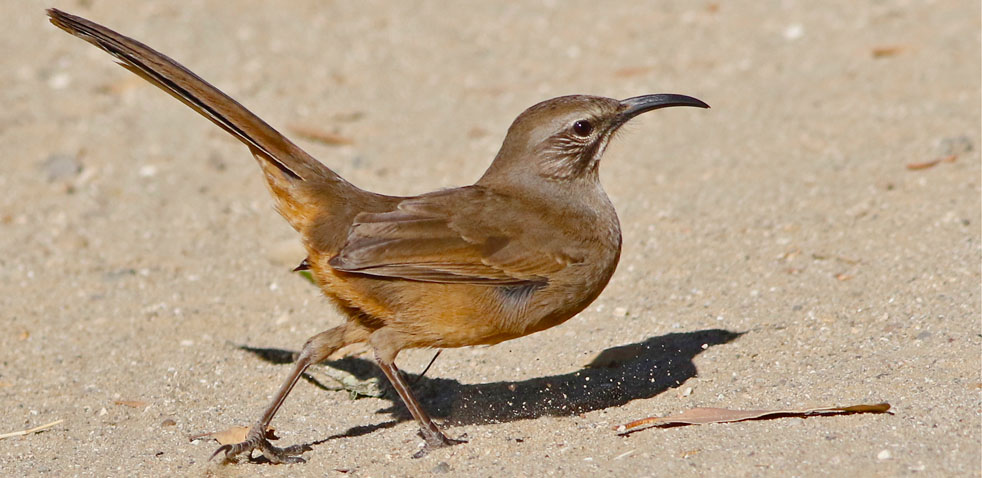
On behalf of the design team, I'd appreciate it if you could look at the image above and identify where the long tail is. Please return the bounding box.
[47,8,359,232]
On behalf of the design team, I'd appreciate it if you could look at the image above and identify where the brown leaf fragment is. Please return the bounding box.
[680,449,701,459]
[907,155,955,170]
[871,46,904,58]
[287,123,355,146]
[779,247,802,262]
[206,426,248,445]
[906,159,941,170]
[616,402,891,434]
[190,426,278,445]
[113,399,148,408]
[835,273,854,281]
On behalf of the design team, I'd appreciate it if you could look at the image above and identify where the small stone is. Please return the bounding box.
[613,307,628,318]
[431,462,451,473]
[784,24,804,40]
[937,136,973,156]
[877,449,892,460]
[138,165,158,177]
[41,154,82,182]
[160,418,177,427]
[47,72,72,90]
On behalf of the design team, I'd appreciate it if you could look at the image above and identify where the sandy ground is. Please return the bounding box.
[2,1,979,477]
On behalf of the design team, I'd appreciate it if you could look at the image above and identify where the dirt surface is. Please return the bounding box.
[2,1,979,477]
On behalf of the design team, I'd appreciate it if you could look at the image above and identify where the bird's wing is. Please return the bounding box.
[328,187,582,285]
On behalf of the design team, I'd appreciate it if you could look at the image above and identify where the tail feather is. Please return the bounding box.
[47,8,357,232]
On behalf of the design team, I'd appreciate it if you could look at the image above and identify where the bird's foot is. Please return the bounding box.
[412,430,467,458]
[211,424,311,464]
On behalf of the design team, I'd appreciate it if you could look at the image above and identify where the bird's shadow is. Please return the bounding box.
[240,328,741,442]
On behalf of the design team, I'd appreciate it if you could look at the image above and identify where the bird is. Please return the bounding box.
[47,8,709,464]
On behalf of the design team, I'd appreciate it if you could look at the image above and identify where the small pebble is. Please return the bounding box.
[784,24,804,40]
[877,449,892,460]
[431,462,451,473]
[41,154,82,182]
[138,165,158,178]
[937,136,973,156]
[47,72,72,90]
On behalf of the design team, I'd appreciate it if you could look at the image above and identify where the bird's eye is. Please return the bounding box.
[572,119,593,137]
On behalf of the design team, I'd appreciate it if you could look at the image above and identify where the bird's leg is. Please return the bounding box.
[212,355,313,463]
[371,332,466,456]
[213,325,357,464]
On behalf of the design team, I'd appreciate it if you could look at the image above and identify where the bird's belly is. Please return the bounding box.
[313,255,617,350]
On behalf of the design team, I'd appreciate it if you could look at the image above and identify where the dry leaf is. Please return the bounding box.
[616,402,891,434]
[113,400,148,408]
[906,159,941,170]
[288,124,354,146]
[871,46,904,58]
[680,449,701,459]
[206,426,249,445]
[190,426,278,445]
[907,156,955,170]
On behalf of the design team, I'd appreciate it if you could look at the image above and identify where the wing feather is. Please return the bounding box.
[328,187,579,285]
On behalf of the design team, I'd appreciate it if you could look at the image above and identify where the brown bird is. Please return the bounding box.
[48,9,708,464]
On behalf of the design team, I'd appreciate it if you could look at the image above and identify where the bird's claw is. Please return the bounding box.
[210,425,311,464]
[412,431,467,458]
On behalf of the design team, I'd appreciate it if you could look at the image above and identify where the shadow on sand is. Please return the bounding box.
[240,328,742,443]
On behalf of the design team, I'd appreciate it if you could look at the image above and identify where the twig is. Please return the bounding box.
[0,419,65,440]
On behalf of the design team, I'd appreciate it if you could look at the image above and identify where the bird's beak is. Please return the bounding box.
[616,94,709,126]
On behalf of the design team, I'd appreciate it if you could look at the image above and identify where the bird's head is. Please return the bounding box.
[480,94,708,187]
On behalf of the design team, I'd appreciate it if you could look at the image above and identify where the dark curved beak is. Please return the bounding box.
[617,94,709,125]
